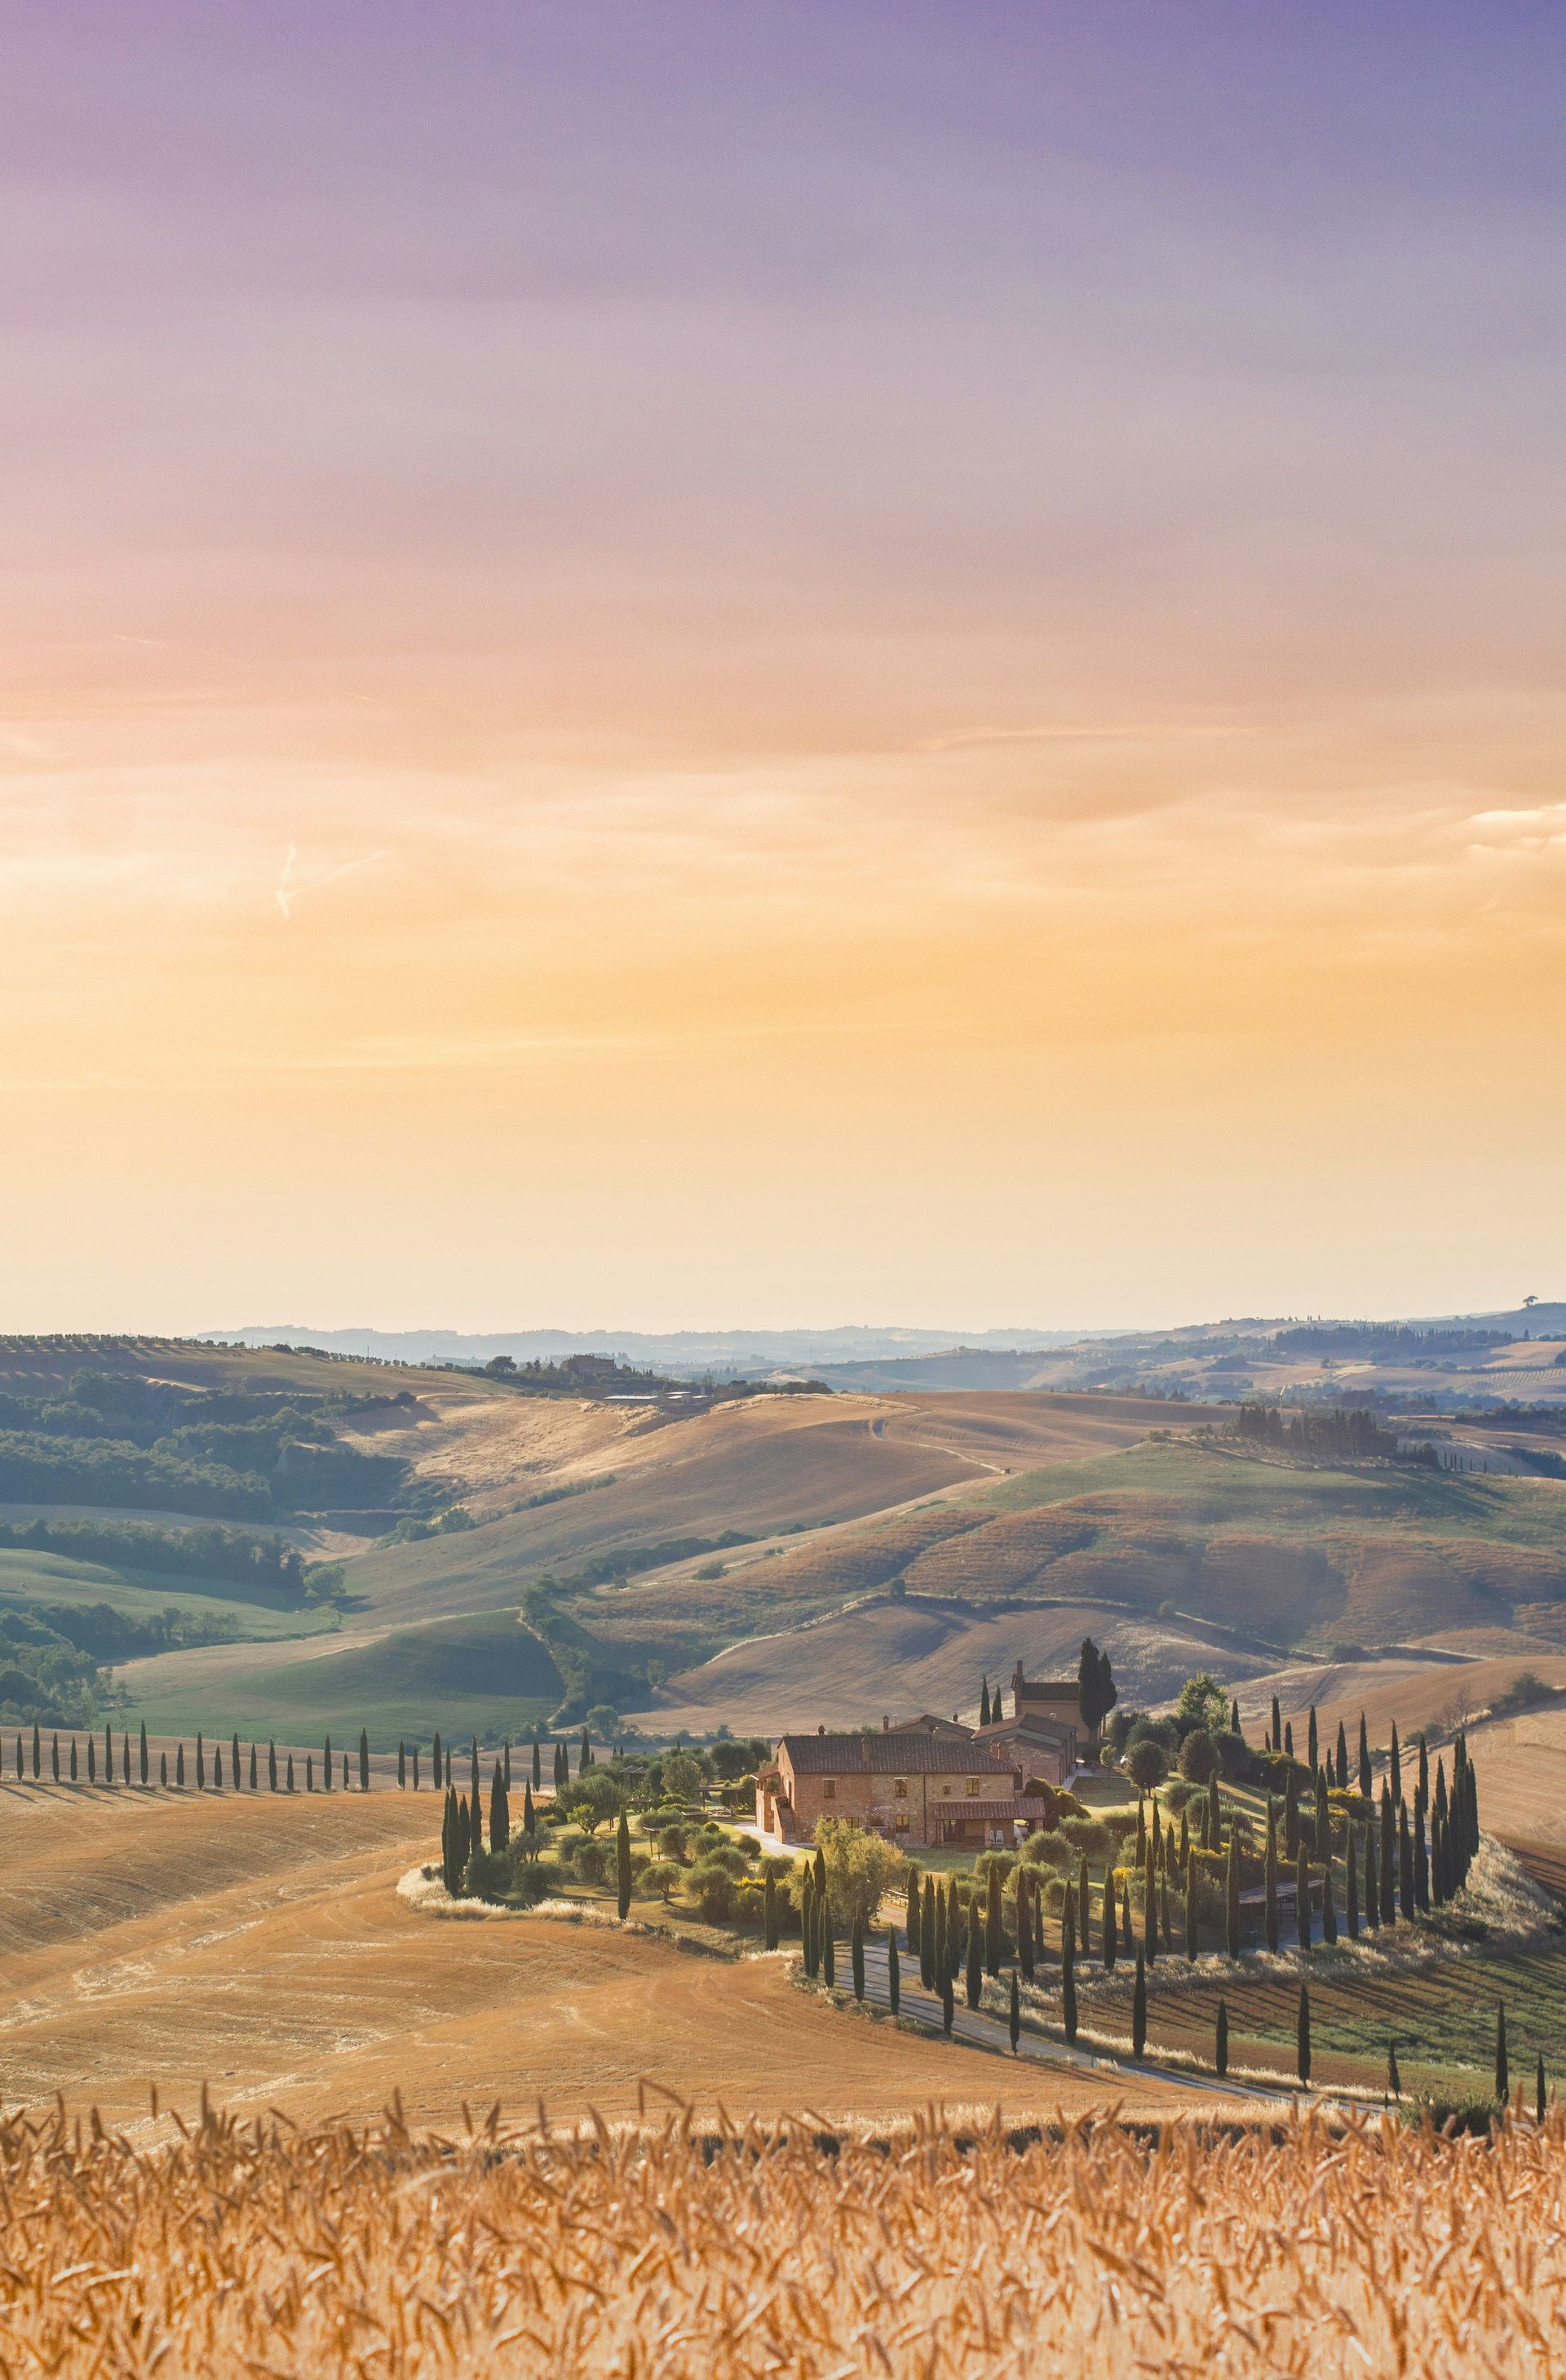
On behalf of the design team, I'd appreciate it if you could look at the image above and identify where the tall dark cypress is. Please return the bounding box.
[249,1742,258,1790]
[1417,1732,1429,1809]
[1270,1695,1281,1753]
[1379,1785,1396,1924]
[1397,1803,1414,1923]
[1358,1714,1372,1798]
[432,1732,443,1790]
[523,1782,534,1835]
[175,1741,184,1788]
[801,1873,816,1976]
[1208,1771,1221,1850]
[471,1738,480,1803]
[1215,1997,1228,2078]
[852,1910,865,2002]
[1231,1697,1241,1736]
[1413,1807,1429,1913]
[1297,1984,1312,2087]
[1016,1867,1034,1981]
[1335,1719,1348,1791]
[413,1745,421,1792]
[1225,1834,1240,1958]
[1295,1847,1311,1951]
[1144,1865,1157,1967]
[1307,1705,1318,1776]
[105,1722,116,1785]
[51,1733,59,1783]
[1284,1720,1294,1760]
[1320,1852,1338,1944]
[89,1734,99,1784]
[1009,1969,1020,2055]
[286,1753,295,1791]
[139,1723,148,1786]
[491,1762,511,1851]
[1364,1829,1378,1932]
[268,1739,278,1791]
[1431,1811,1448,1905]
[979,1677,992,1727]
[160,1752,167,1787]
[887,1924,900,2015]
[965,1900,983,2010]
[398,1742,406,1789]
[1131,1951,1147,2058]
[1103,1871,1117,1971]
[922,1876,937,1991]
[932,1880,946,1992]
[360,1730,370,1793]
[1061,1887,1078,2042]
[821,1908,835,1989]
[616,1810,631,1919]
[1284,1770,1299,1861]
[1346,1821,1360,1938]
[1264,1805,1280,1953]
[30,1723,39,1779]
[1389,1722,1401,1805]
[984,1863,1003,1975]
[232,1732,240,1788]
[70,1736,78,1781]
[1077,1855,1092,1958]
[213,1742,223,1790]
[323,1734,333,1792]
[532,1737,542,1789]
[503,1738,512,1788]
[1185,1850,1199,1961]
[1387,2042,1400,2102]
[306,1755,314,1791]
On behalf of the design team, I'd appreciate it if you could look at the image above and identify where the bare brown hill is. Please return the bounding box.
[0,1784,1193,2134]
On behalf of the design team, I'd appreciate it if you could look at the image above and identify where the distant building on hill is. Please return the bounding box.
[1009,1661,1090,1738]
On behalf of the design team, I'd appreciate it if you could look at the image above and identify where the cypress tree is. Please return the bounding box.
[175,1741,184,1787]
[965,1900,983,2009]
[1538,2053,1546,2126]
[268,1739,278,1791]
[1307,1705,1318,1776]
[1297,1984,1311,2087]
[932,1880,946,1990]
[360,1730,370,1793]
[1418,1732,1429,1808]
[1364,1829,1378,1931]
[30,1722,39,1779]
[51,1733,59,1783]
[1009,1969,1020,2054]
[1135,1798,1148,1870]
[801,1873,816,1975]
[523,1781,535,1834]
[944,1873,960,1978]
[852,1910,865,2002]
[1208,1772,1221,1849]
[196,1733,205,1789]
[12,1733,20,1781]
[1379,1785,1396,1923]
[1435,1755,1449,1832]
[432,1732,443,1789]
[213,1743,223,1790]
[821,1909,835,1989]
[1061,1888,1078,2042]
[1179,1807,1190,1870]
[1284,1769,1299,1861]
[1431,1811,1447,1904]
[70,1736,77,1781]
[1231,1697,1241,1736]
[1264,1805,1280,1953]
[1358,1714,1371,1798]
[1016,1866,1034,1981]
[905,1862,920,1950]
[398,1742,406,1789]
[468,1787,483,1860]
[249,1742,257,1790]
[1390,1722,1401,1804]
[579,1727,591,1772]
[1270,1695,1281,1753]
[1413,1807,1429,1913]
[87,1733,96,1784]
[1103,1871,1117,1971]
[105,1722,115,1785]
[139,1723,148,1786]
[979,1676,992,1727]
[888,1924,900,2015]
[922,1876,936,1990]
[984,1862,1002,1975]
[1225,1834,1240,1958]
[471,1738,480,1801]
[413,1745,421,1792]
[1215,1997,1228,2078]
[1131,1951,1147,2058]
[1387,2042,1400,2102]
[1077,1854,1092,1957]
[504,1738,512,1788]
[1398,1802,1413,1921]
[532,1737,542,1789]
[1296,1847,1311,1949]
[941,1966,954,2037]
[343,1750,349,1789]
[1321,1851,1338,1944]
[616,1809,631,1919]
[286,1754,294,1791]
[159,1752,167,1786]
[1144,1865,1157,1966]
[1284,1720,1294,1760]
[1335,1718,1348,1790]
[1496,2003,1509,2104]
[491,1762,511,1851]
[1185,1850,1199,1960]
[231,1732,240,1788]
[322,1734,332,1792]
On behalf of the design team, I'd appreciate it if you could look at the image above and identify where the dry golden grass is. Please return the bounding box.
[3,2097,1564,2376]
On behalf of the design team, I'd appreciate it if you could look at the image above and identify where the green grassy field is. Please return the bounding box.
[0,1550,339,1640]
[113,1609,564,1742]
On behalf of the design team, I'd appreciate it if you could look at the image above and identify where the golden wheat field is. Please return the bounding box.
[5,2097,1565,2378]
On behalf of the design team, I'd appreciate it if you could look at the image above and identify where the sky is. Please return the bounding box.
[2,1,1563,1334]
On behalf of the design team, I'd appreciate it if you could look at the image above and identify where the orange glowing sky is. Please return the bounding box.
[3,3,1563,1332]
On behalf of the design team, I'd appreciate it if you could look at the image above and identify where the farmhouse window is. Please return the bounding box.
[966,1778,980,1797]
[894,1779,908,1798]
[822,1779,836,1799]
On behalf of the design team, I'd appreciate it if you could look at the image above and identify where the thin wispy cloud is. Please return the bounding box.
[273,844,388,922]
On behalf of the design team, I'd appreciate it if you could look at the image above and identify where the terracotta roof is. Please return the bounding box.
[940,1799,1028,1823]
[977,1714,1076,1745]
[777,1732,1012,1778]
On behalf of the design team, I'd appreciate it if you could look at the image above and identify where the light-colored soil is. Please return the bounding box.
[0,1785,1197,2135]
[638,1598,1276,1737]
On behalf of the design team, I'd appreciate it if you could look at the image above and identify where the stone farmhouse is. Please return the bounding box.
[754,1666,1092,1851]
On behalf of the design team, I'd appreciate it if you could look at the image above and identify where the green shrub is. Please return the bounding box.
[686,1859,737,1922]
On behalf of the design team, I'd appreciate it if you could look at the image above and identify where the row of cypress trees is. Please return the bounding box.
[9,1723,591,1802]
